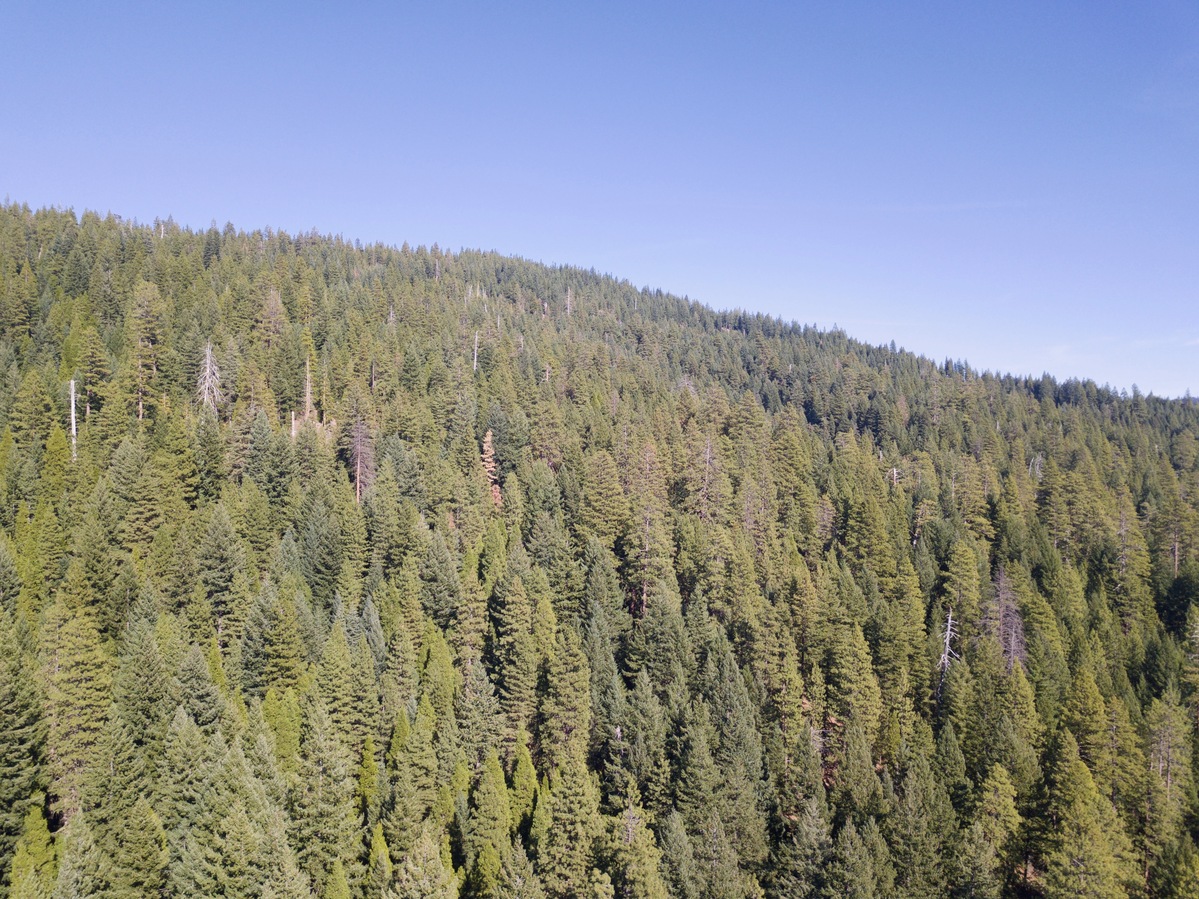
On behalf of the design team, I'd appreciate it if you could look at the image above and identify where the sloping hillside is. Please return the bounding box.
[1,202,1197,898]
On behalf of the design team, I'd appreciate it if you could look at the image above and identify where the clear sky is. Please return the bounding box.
[2,1,1196,396]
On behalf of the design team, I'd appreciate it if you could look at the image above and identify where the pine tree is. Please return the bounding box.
[942,540,982,639]
[974,764,1020,868]
[1142,689,1192,874]
[127,280,164,421]
[1150,834,1199,899]
[622,442,673,616]
[824,616,882,748]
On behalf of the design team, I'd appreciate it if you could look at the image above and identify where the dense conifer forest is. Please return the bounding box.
[1,201,1198,898]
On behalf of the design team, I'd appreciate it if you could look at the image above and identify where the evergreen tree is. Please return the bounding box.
[1042,732,1135,899]
[492,571,538,750]
[6,801,55,899]
[318,619,368,751]
[194,504,248,644]
[176,643,225,733]
[466,751,512,897]
[0,614,42,896]
[107,796,166,899]
[152,706,214,839]
[579,451,627,551]
[887,753,955,899]
[821,819,877,899]
[421,530,462,631]
[50,813,107,899]
[0,201,1195,899]
[387,824,458,899]
[604,798,670,899]
[41,599,111,819]
[537,745,602,899]
[112,615,174,760]
[290,702,360,892]
[365,823,393,899]
[496,841,545,899]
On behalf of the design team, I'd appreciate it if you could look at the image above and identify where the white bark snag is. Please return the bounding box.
[473,330,479,373]
[69,379,77,460]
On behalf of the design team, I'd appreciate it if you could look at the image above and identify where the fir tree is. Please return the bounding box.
[421,530,463,631]
[537,745,602,899]
[365,823,393,899]
[0,613,42,896]
[604,798,670,899]
[290,702,360,892]
[1042,732,1135,899]
[41,599,111,819]
[6,801,55,899]
[387,824,458,899]
[50,813,107,899]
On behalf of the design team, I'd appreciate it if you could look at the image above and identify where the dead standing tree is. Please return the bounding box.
[984,566,1027,672]
[935,607,959,709]
[197,341,223,415]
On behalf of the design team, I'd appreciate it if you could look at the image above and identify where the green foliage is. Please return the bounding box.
[7,800,55,899]
[388,824,458,899]
[1042,732,1137,899]
[0,614,42,897]
[290,702,359,892]
[40,599,110,820]
[0,203,1195,898]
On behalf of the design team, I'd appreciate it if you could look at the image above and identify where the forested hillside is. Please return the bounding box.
[1,201,1198,899]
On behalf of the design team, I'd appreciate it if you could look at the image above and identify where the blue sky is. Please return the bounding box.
[2,1,1196,396]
